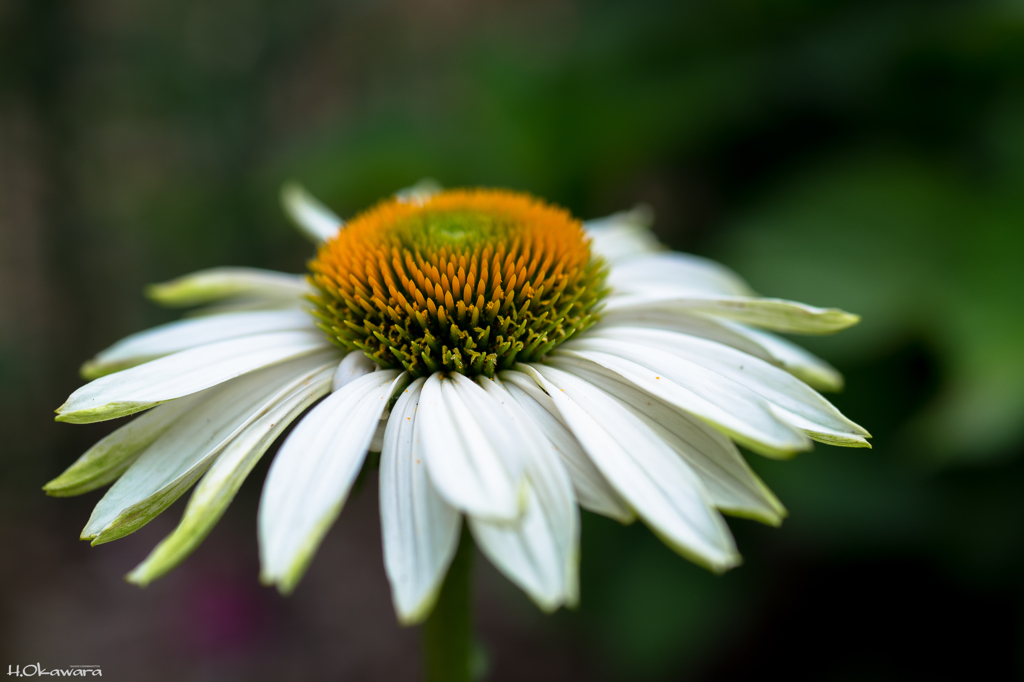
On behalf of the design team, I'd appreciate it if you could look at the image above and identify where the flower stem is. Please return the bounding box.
[423,525,474,682]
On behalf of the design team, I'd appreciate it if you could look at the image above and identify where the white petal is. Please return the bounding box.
[552,340,810,457]
[416,373,525,522]
[595,311,848,393]
[608,252,754,298]
[499,370,634,523]
[469,481,571,611]
[516,363,739,572]
[594,309,772,361]
[584,205,653,232]
[723,322,845,392]
[332,352,376,392]
[584,205,659,263]
[258,369,404,593]
[185,297,308,317]
[81,354,337,543]
[769,405,871,448]
[43,396,202,497]
[127,364,336,585]
[468,377,579,610]
[580,327,869,445]
[280,182,343,243]
[553,363,785,525]
[601,294,860,335]
[394,178,442,204]
[82,310,315,379]
[379,378,461,624]
[57,331,332,424]
[146,267,310,309]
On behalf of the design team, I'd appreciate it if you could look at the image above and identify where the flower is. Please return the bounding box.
[48,181,869,624]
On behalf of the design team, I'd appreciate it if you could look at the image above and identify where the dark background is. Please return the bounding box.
[2,0,1023,680]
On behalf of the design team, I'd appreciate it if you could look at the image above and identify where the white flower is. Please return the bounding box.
[48,182,869,624]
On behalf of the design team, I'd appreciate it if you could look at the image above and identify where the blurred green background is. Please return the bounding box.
[2,0,1023,679]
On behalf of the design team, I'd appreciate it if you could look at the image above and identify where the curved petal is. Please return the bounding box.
[470,481,573,611]
[280,182,343,243]
[81,310,315,379]
[380,378,461,624]
[43,396,202,497]
[579,328,869,445]
[127,364,335,585]
[554,363,786,525]
[593,309,772,361]
[608,252,754,298]
[499,370,633,523]
[394,178,442,204]
[594,312,846,393]
[258,369,404,594]
[81,353,338,544]
[416,373,525,522]
[551,341,811,457]
[516,363,740,573]
[56,331,331,424]
[723,322,845,392]
[468,377,579,610]
[601,294,860,335]
[146,267,310,309]
[333,351,376,392]
[584,205,659,263]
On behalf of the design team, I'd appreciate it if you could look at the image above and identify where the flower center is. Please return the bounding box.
[308,189,607,378]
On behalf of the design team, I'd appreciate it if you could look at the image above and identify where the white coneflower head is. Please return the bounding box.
[47,182,868,625]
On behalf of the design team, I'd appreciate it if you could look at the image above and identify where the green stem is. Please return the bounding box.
[423,525,474,682]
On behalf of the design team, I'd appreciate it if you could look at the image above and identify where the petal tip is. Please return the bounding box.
[144,281,179,307]
[54,402,154,425]
[821,309,860,333]
[394,597,437,627]
[124,567,150,587]
[276,577,299,597]
[713,553,743,574]
[41,480,66,497]
[82,360,143,380]
[89,532,115,547]
[280,181,342,243]
[259,565,299,595]
[79,361,107,381]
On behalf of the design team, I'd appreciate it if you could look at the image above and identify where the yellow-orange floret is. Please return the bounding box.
[308,188,607,377]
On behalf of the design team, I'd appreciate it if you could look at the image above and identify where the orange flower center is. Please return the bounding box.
[307,188,607,377]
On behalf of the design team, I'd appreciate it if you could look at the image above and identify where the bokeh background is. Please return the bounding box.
[2,0,1023,679]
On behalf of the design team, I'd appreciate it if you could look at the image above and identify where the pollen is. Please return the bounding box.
[308,189,607,378]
